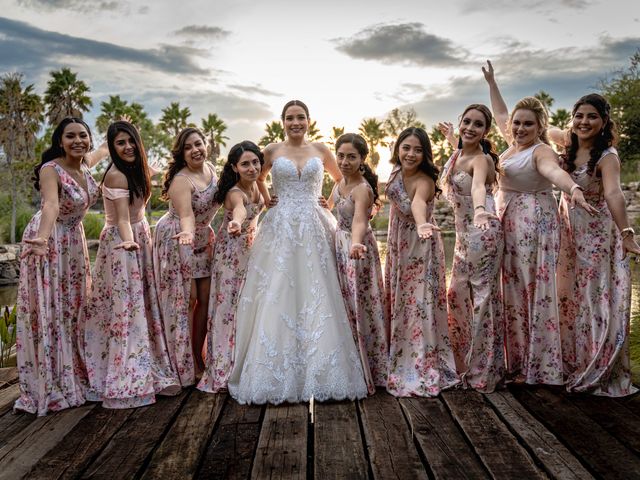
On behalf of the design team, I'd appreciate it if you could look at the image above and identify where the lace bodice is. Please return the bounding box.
[271,156,323,204]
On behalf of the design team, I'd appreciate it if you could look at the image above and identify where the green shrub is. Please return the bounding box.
[0,305,17,368]
[82,212,105,239]
[0,193,36,243]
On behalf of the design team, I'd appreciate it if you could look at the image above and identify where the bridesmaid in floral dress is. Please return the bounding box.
[483,61,597,384]
[83,121,180,408]
[440,104,505,392]
[329,133,389,393]
[154,127,219,386]
[199,141,264,393]
[15,118,100,416]
[551,94,640,396]
[384,127,459,397]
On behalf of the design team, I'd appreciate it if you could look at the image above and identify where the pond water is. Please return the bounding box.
[2,234,639,381]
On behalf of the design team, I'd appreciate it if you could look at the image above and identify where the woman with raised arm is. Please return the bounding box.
[385,127,459,397]
[83,121,180,408]
[440,104,505,392]
[228,100,368,404]
[483,61,597,385]
[153,127,219,387]
[551,94,639,396]
[329,133,389,393]
[198,141,264,393]
[15,118,100,415]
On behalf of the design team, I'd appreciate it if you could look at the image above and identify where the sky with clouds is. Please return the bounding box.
[1,0,639,177]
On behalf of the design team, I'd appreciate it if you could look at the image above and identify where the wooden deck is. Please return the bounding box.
[1,367,640,479]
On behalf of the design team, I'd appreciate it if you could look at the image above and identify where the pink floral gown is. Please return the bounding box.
[334,184,389,393]
[442,151,505,392]
[384,169,459,397]
[15,161,98,416]
[496,143,562,385]
[83,183,181,408]
[153,163,219,386]
[198,188,263,393]
[557,148,637,396]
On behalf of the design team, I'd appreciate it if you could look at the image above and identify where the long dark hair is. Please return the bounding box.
[102,121,151,204]
[214,141,264,205]
[562,93,618,175]
[33,117,93,190]
[390,127,441,197]
[335,133,381,208]
[161,127,206,200]
[460,104,500,174]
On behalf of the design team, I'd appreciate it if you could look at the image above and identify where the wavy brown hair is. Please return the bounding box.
[460,103,500,175]
[161,127,206,200]
[390,127,441,197]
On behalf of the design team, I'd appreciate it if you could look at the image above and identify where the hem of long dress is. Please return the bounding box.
[566,382,639,397]
[228,389,368,405]
[101,393,156,409]
[13,394,85,417]
[386,379,460,398]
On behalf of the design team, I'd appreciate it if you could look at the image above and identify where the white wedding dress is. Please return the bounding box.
[228,156,368,404]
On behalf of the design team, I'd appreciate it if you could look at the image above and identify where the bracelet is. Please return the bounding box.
[474,205,486,211]
[621,227,635,238]
[570,184,583,195]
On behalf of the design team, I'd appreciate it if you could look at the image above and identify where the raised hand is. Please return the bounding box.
[482,60,495,84]
[437,121,456,148]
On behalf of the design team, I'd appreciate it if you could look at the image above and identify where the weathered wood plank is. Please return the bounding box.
[0,411,35,449]
[399,397,488,479]
[197,400,263,480]
[141,391,226,479]
[251,403,307,480]
[314,401,367,480]
[26,406,136,480]
[512,386,640,479]
[359,393,428,480]
[0,367,18,387]
[80,391,189,480]
[0,404,94,480]
[569,393,640,456]
[485,390,593,479]
[441,390,545,479]
[0,384,19,415]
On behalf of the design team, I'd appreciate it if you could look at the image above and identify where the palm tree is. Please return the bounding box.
[259,121,285,147]
[201,113,229,164]
[534,90,555,112]
[383,107,426,137]
[307,120,323,142]
[43,67,91,125]
[0,73,44,243]
[359,118,387,169]
[550,108,571,129]
[159,102,192,138]
[327,126,345,149]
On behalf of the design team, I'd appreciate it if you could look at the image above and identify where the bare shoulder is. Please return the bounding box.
[262,143,281,161]
[104,166,128,188]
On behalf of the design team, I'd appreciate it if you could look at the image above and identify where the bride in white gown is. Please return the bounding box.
[228,100,369,404]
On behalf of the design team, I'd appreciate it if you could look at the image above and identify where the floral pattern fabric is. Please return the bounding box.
[384,169,459,397]
[334,185,389,392]
[153,163,219,386]
[15,161,98,416]
[441,152,505,392]
[198,192,263,393]
[83,187,180,408]
[557,148,637,396]
[496,144,563,385]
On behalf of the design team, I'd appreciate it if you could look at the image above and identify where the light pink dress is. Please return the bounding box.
[153,163,219,386]
[15,161,98,416]
[496,143,562,385]
[442,151,505,392]
[557,147,637,396]
[83,182,180,408]
[384,169,459,397]
[334,184,389,393]
[198,187,263,393]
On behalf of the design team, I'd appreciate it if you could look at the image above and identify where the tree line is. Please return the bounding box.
[1,50,640,243]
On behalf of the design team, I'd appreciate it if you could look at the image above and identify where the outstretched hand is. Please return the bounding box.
[318,196,329,209]
[267,195,279,209]
[228,220,241,236]
[114,240,140,251]
[172,231,194,245]
[622,235,640,260]
[349,243,367,259]
[21,237,48,258]
[473,211,499,231]
[417,222,441,240]
[569,189,598,215]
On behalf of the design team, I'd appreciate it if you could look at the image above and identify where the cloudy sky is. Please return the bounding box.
[1,0,639,178]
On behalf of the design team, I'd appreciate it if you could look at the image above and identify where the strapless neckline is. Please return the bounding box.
[274,156,320,179]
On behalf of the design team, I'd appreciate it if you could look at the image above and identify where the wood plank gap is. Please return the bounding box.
[0,411,36,449]
[359,393,428,480]
[511,385,640,479]
[140,391,227,479]
[484,390,593,479]
[441,390,546,479]
[0,368,18,385]
[355,398,375,480]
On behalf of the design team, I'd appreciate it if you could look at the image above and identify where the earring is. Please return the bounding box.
[359,164,365,172]
[457,137,463,149]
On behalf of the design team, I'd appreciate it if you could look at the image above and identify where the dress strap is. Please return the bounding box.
[228,186,250,204]
[102,185,130,200]
[175,172,197,190]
